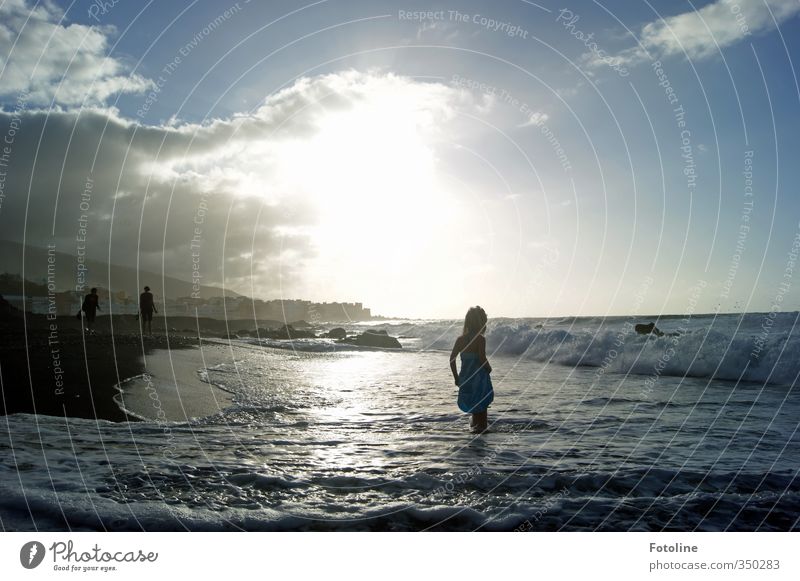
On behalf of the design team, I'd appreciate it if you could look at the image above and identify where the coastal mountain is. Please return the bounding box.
[0,240,238,300]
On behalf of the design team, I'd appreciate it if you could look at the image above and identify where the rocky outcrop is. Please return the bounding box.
[338,328,401,349]
[635,322,664,337]
[258,324,317,339]
[324,327,347,339]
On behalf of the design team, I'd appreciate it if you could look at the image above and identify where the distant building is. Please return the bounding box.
[23,288,138,316]
[9,277,376,321]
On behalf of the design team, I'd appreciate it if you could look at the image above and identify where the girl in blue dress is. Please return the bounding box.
[449,306,494,433]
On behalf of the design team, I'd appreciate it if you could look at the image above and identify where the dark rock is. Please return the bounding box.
[339,330,401,349]
[260,324,316,339]
[635,322,664,337]
[325,327,347,339]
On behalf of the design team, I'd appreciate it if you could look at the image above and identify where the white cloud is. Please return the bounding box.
[519,111,549,128]
[0,71,481,300]
[0,0,153,106]
[415,20,460,42]
[589,0,800,69]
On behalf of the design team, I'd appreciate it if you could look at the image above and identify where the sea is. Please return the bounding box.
[2,312,799,531]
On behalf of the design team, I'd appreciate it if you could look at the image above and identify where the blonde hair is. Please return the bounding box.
[462,306,488,337]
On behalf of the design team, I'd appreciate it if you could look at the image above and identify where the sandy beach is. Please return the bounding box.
[2,314,799,531]
[0,311,246,422]
[115,344,235,422]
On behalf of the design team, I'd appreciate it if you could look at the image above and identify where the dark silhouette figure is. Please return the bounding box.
[139,286,157,335]
[82,288,100,333]
[450,305,494,434]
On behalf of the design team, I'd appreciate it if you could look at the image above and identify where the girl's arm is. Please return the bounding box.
[478,335,492,374]
[449,338,461,385]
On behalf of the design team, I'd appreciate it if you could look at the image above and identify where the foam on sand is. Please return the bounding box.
[114,344,234,422]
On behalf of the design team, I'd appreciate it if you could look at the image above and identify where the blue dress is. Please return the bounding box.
[458,350,494,414]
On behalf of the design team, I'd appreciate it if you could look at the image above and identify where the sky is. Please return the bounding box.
[0,0,799,319]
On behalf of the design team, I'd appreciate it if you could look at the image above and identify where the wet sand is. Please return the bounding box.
[115,344,234,422]
[0,312,246,422]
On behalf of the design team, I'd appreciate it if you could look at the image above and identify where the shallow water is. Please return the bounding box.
[2,323,798,531]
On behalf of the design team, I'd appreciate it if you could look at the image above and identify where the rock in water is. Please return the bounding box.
[634,322,664,337]
[339,329,401,348]
[260,324,317,339]
[325,327,347,339]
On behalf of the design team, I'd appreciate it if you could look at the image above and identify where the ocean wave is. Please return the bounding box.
[240,337,406,353]
[370,314,800,387]
[3,465,797,531]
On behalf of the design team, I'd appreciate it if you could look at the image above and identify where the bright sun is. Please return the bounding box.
[280,99,456,265]
[264,82,486,318]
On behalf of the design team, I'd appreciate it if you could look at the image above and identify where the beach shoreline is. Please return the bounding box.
[114,343,235,422]
[0,312,241,422]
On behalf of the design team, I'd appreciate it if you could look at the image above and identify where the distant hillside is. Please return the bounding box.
[0,240,238,299]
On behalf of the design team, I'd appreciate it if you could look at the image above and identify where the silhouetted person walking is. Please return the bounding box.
[82,288,100,334]
[139,286,157,335]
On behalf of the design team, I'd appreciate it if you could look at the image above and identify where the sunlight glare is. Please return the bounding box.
[281,100,451,258]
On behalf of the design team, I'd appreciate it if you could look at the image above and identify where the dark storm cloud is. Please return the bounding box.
[0,68,476,297]
[0,104,319,293]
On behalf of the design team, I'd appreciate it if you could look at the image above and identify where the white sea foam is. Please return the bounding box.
[354,313,800,386]
[3,315,799,532]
